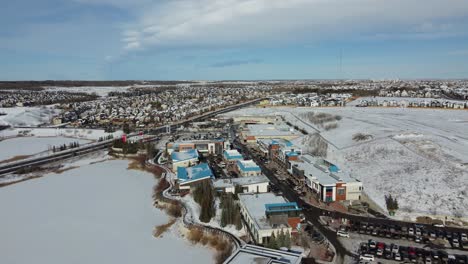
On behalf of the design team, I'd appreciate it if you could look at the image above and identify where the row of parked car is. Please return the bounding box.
[349,222,468,249]
[359,239,468,264]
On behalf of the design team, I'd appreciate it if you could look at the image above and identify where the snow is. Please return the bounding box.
[221,106,468,219]
[180,194,247,238]
[0,106,58,127]
[44,86,133,97]
[0,127,123,140]
[0,160,214,264]
[0,136,91,162]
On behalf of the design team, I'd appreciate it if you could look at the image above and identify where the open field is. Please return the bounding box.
[222,106,468,220]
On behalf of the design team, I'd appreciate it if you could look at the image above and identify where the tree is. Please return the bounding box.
[267,232,278,249]
[277,229,285,248]
[284,231,291,249]
[193,181,215,223]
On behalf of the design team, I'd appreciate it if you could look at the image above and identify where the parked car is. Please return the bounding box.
[452,238,460,248]
[360,254,375,261]
[409,227,415,236]
[461,233,468,242]
[369,240,377,249]
[394,253,402,261]
[392,244,400,254]
[337,231,349,238]
[425,257,432,264]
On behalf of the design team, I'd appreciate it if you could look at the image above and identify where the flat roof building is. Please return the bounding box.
[224,244,302,264]
[171,149,199,171]
[289,155,362,202]
[236,159,262,177]
[238,193,301,245]
[177,163,214,190]
[213,174,270,194]
[241,124,301,144]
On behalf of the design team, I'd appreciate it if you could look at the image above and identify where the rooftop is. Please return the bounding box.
[245,124,300,137]
[238,193,288,230]
[291,155,358,186]
[177,163,213,185]
[224,149,243,160]
[212,175,269,190]
[171,149,199,162]
[224,244,302,264]
[237,159,261,172]
[265,202,300,214]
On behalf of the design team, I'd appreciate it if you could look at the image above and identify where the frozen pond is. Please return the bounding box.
[0,160,213,264]
[0,136,91,162]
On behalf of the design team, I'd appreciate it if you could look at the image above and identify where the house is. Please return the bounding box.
[238,193,302,245]
[257,138,302,168]
[223,149,244,168]
[289,155,362,202]
[236,159,262,177]
[171,149,199,171]
[223,244,302,264]
[213,174,270,194]
[176,163,214,190]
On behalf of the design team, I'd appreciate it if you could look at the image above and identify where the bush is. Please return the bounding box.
[352,133,373,141]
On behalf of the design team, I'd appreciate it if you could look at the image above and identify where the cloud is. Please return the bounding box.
[119,0,468,52]
[210,59,263,68]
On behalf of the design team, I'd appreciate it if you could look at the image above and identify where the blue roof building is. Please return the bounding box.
[177,163,214,189]
[171,149,199,163]
[223,149,243,161]
[236,159,262,177]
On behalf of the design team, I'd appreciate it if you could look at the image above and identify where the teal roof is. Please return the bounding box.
[237,160,261,172]
[177,163,213,184]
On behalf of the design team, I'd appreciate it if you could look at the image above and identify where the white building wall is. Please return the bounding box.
[345,182,363,201]
[172,158,199,171]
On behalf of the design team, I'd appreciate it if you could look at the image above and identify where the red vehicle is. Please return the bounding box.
[408,247,416,256]
[377,242,385,249]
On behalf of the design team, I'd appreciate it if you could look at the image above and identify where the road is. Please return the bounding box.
[232,138,354,263]
[232,136,468,263]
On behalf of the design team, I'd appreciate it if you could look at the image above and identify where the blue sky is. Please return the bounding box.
[1,0,468,80]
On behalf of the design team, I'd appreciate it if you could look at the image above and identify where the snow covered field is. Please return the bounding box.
[0,127,123,140]
[0,160,213,264]
[0,136,91,162]
[0,106,57,127]
[44,85,158,97]
[222,106,468,220]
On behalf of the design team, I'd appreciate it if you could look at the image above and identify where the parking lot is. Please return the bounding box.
[345,222,468,251]
[337,230,468,264]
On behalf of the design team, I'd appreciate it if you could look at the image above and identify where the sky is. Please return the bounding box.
[1,0,468,80]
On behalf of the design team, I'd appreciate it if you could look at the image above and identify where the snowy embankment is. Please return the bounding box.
[0,106,58,127]
[0,136,91,162]
[0,128,122,164]
[0,159,213,264]
[161,166,246,240]
[221,106,468,220]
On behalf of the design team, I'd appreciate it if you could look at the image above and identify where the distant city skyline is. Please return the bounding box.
[1,0,468,80]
